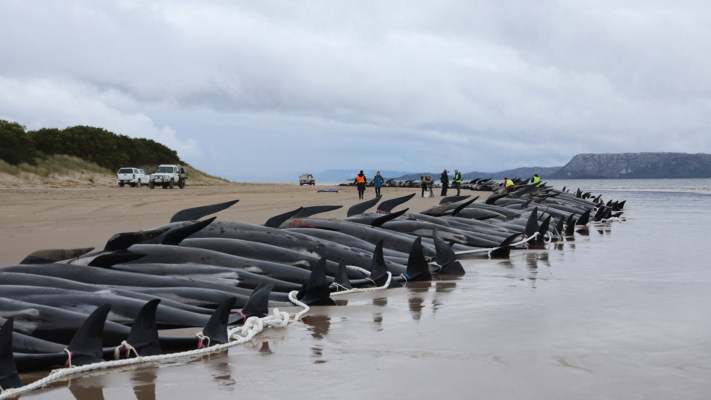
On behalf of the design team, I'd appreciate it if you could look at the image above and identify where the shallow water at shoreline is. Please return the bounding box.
[15,188,711,399]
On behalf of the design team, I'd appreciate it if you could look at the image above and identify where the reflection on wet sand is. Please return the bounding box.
[408,282,431,320]
[432,281,457,314]
[131,369,157,400]
[206,355,236,391]
[69,384,105,400]
[301,315,330,363]
[302,315,330,340]
[258,341,272,354]
[372,297,387,307]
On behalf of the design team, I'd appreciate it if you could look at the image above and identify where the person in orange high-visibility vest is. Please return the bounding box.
[354,170,367,199]
[504,177,515,192]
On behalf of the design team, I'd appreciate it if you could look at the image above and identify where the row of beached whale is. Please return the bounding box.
[0,183,625,392]
[337,176,537,191]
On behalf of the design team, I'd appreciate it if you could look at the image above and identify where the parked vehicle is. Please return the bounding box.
[299,173,315,186]
[149,164,188,189]
[116,168,149,187]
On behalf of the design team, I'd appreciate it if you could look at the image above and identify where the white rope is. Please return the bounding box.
[594,216,624,223]
[543,232,552,244]
[453,231,541,256]
[0,290,308,400]
[330,272,392,296]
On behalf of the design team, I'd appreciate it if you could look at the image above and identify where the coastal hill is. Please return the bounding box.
[549,153,711,179]
[0,120,230,188]
[393,166,562,181]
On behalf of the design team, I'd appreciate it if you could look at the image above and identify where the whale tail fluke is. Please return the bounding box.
[124,300,163,357]
[67,304,112,366]
[376,193,416,213]
[432,228,464,275]
[161,217,216,245]
[202,297,237,346]
[0,319,22,390]
[297,258,337,306]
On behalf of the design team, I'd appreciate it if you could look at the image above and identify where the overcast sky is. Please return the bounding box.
[1,0,710,181]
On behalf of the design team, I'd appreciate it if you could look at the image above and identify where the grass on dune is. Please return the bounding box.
[0,155,113,178]
[0,155,230,183]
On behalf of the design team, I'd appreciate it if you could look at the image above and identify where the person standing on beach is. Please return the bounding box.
[354,171,367,199]
[453,169,462,196]
[421,175,432,197]
[440,169,449,196]
[374,171,384,197]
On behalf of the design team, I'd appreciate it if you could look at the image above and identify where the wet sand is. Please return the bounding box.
[4,187,711,399]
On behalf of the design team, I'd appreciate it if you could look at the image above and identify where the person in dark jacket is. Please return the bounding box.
[354,171,367,199]
[440,169,449,196]
[373,171,384,197]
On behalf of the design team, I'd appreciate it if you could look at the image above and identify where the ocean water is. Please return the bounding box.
[19,180,711,399]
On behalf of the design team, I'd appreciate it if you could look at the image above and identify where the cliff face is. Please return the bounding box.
[549,153,711,179]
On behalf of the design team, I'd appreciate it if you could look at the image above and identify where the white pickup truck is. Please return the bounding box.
[149,164,188,189]
[116,168,150,187]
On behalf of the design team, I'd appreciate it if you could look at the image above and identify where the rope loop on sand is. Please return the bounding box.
[329,272,392,297]
[0,291,309,400]
[113,341,141,360]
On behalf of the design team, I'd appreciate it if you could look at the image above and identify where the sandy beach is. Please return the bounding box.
[0,183,486,266]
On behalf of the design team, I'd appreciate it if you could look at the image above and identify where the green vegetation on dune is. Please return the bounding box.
[1,121,182,170]
[0,154,113,178]
[0,120,229,182]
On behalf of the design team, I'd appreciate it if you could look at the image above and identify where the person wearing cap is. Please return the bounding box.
[440,169,449,196]
[354,170,367,199]
[531,173,540,187]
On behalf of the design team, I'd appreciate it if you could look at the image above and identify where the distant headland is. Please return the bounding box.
[387,152,711,180]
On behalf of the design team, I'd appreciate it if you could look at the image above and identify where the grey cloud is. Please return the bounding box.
[1,0,710,181]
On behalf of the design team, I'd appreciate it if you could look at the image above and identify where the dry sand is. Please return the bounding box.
[0,184,486,266]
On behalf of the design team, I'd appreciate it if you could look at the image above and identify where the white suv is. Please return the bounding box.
[149,164,188,189]
[117,168,149,187]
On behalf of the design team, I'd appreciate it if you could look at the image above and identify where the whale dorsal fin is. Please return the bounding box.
[170,200,239,223]
[161,217,216,245]
[104,228,169,251]
[66,304,112,366]
[347,197,380,217]
[125,300,162,357]
[264,207,303,228]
